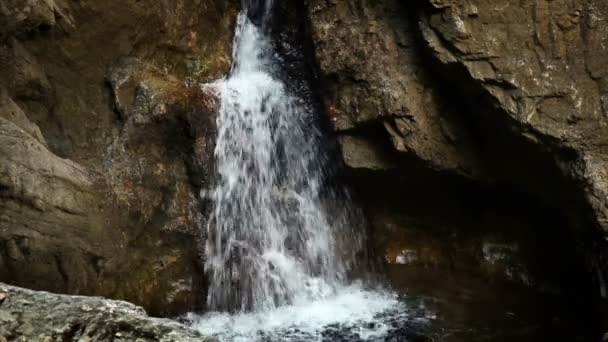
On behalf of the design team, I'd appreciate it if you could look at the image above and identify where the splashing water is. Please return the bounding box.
[193,1,427,340]
[204,2,360,313]
[189,284,434,342]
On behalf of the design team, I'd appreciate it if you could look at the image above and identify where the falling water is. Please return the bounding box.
[191,1,430,340]
[204,0,361,312]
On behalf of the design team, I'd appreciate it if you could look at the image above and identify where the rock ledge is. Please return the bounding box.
[0,283,211,342]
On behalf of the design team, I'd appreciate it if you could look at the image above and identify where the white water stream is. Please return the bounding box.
[190,1,428,340]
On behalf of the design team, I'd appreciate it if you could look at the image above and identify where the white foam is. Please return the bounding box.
[189,285,413,342]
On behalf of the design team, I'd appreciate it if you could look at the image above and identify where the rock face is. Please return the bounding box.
[305,0,480,176]
[0,282,210,341]
[0,116,102,294]
[418,0,608,288]
[0,0,238,316]
[305,0,608,331]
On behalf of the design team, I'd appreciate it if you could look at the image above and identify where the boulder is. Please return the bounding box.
[0,282,211,342]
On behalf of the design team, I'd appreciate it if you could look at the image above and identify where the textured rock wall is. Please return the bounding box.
[305,0,607,330]
[418,0,608,323]
[0,0,238,316]
[0,282,211,341]
[305,0,481,175]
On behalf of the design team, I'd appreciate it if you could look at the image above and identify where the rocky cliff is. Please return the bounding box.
[0,0,238,316]
[305,0,608,332]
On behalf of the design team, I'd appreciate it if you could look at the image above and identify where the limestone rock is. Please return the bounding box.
[306,0,608,328]
[0,0,73,41]
[417,0,608,314]
[0,0,238,317]
[338,135,397,170]
[0,87,45,145]
[0,282,211,342]
[305,0,480,175]
[97,57,219,316]
[0,116,107,296]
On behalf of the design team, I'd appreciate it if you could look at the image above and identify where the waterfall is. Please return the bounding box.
[204,0,361,312]
[190,1,424,340]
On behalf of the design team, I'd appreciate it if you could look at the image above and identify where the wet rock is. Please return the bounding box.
[0,282,213,342]
[107,57,218,124]
[305,0,480,176]
[0,117,106,295]
[338,135,397,171]
[305,0,608,331]
[0,0,73,41]
[0,0,238,317]
[416,0,608,323]
[99,57,219,315]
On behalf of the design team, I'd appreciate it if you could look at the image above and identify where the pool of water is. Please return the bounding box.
[187,283,433,342]
[186,267,594,342]
[386,265,595,342]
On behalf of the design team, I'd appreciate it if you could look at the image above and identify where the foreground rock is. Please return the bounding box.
[0,283,209,342]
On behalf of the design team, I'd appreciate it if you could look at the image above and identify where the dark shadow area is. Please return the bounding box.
[346,159,596,341]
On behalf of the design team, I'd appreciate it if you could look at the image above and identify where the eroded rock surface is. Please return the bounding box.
[305,0,608,332]
[2,0,607,335]
[305,0,480,176]
[0,0,238,316]
[417,0,608,319]
[0,117,104,295]
[0,282,211,342]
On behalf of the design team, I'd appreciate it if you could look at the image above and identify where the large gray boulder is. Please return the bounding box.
[0,283,210,342]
